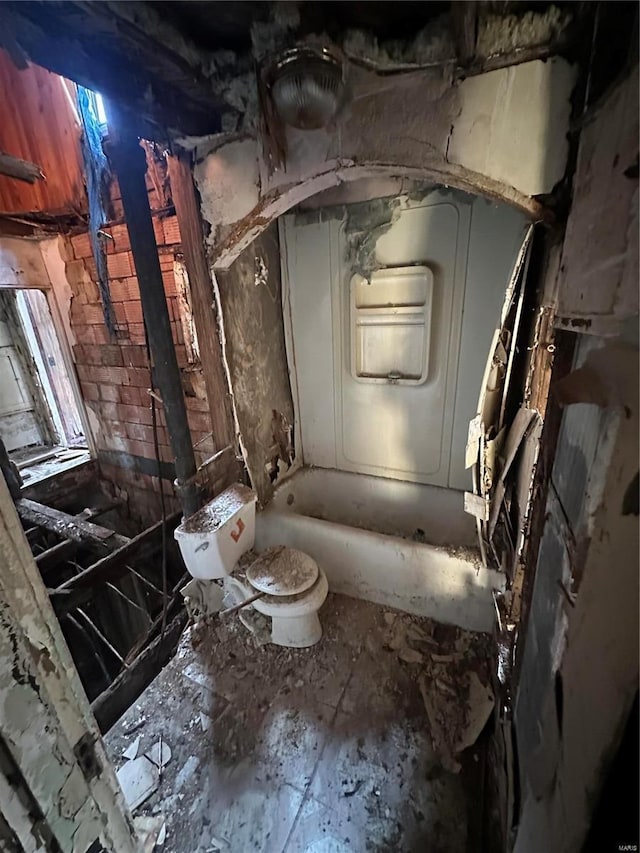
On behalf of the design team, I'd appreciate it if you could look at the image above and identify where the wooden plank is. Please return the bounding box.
[0,152,45,183]
[91,610,187,733]
[106,113,200,516]
[55,511,181,593]
[35,539,77,573]
[16,498,129,552]
[20,458,97,510]
[167,154,235,451]
[0,52,85,216]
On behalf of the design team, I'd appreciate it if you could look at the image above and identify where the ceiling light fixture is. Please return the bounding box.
[268,46,345,130]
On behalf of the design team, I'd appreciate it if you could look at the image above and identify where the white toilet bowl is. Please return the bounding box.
[225,565,329,648]
[174,485,329,648]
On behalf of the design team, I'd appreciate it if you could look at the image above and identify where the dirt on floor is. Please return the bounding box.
[105,594,494,853]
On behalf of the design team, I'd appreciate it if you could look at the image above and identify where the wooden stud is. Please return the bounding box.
[166,154,235,451]
[16,498,130,553]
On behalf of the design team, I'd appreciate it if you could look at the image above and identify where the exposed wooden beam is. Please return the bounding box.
[91,610,187,733]
[23,526,41,544]
[167,154,236,451]
[16,498,129,553]
[35,539,78,573]
[0,151,45,183]
[0,434,21,499]
[105,104,201,516]
[53,512,181,594]
[0,1,222,139]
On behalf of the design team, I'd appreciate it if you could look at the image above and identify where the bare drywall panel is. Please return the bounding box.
[556,70,639,332]
[194,58,574,268]
[448,59,575,197]
[214,223,294,503]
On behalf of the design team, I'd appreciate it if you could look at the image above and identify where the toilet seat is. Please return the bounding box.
[246,546,318,596]
[225,547,329,647]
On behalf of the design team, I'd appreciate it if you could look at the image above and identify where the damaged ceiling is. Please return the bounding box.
[0,1,594,140]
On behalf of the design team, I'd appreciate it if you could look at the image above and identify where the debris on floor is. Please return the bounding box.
[181,578,224,622]
[132,815,166,852]
[146,739,172,770]
[123,735,141,761]
[106,594,489,852]
[383,612,495,772]
[117,755,158,811]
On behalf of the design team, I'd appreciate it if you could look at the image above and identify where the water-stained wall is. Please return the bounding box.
[214,222,294,504]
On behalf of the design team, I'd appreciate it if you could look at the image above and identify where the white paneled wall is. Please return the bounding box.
[281,188,529,490]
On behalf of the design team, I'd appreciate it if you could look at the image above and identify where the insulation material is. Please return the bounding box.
[196,59,573,270]
[77,87,117,336]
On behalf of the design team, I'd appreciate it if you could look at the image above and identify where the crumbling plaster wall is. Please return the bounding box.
[193,57,576,270]
[0,236,51,286]
[0,473,136,851]
[513,65,640,853]
[214,223,294,504]
[513,337,639,853]
[555,70,639,336]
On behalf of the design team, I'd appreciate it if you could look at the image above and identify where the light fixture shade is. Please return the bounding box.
[269,47,344,130]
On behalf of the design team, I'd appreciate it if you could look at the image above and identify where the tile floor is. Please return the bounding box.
[105,594,487,853]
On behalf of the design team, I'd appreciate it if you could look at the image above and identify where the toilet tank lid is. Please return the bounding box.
[179,483,256,534]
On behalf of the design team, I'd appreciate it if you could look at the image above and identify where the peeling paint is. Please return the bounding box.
[193,58,573,270]
[344,195,404,280]
[0,472,137,852]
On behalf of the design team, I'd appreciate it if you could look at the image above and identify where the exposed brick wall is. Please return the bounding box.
[65,212,218,527]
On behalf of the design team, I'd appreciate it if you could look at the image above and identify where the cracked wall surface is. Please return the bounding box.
[214,222,294,504]
[193,58,575,269]
[0,474,136,852]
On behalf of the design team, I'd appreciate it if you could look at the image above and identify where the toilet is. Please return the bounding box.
[174,484,328,648]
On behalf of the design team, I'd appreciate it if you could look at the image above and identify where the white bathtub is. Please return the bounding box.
[255,467,502,633]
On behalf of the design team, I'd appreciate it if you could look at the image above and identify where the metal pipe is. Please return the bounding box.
[103,101,200,517]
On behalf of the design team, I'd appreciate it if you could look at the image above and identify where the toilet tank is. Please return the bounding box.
[174,484,257,580]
